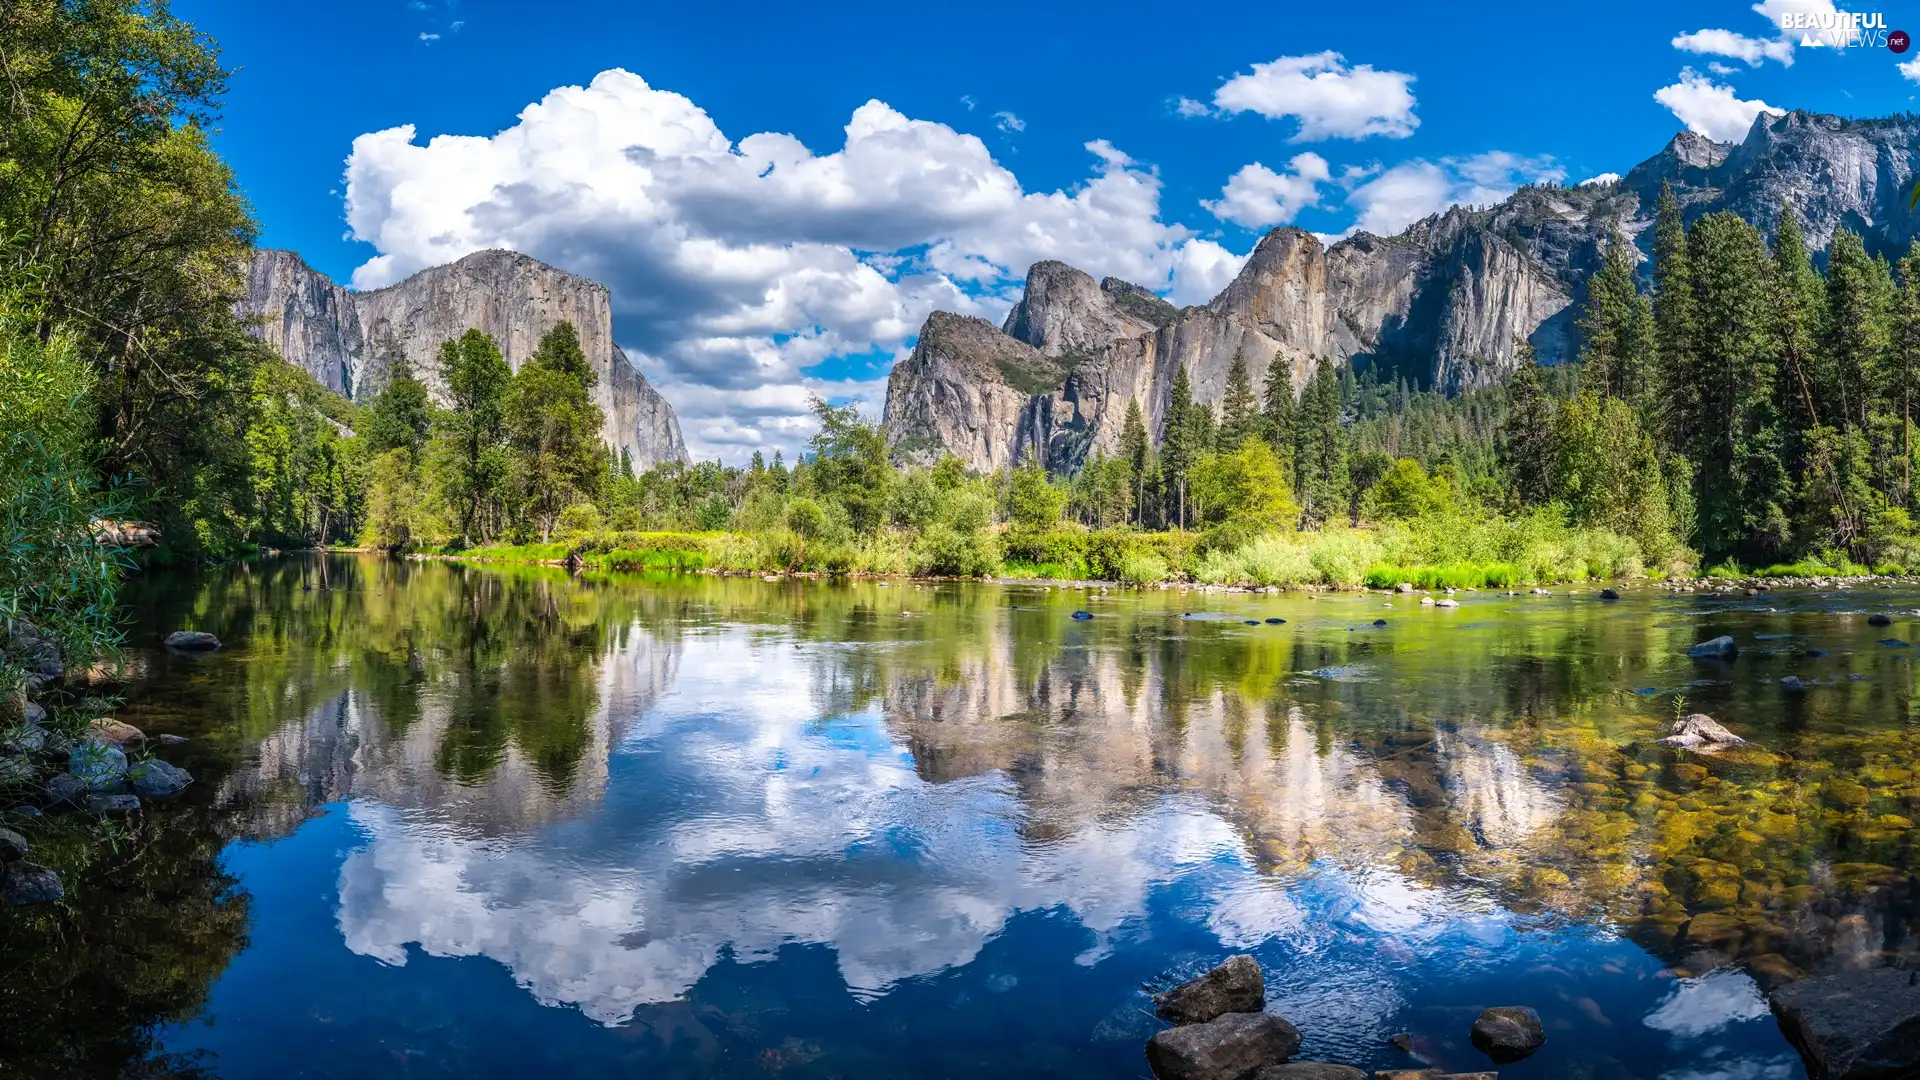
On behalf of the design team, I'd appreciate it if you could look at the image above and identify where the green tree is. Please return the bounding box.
[1218,349,1261,449]
[1008,459,1066,530]
[362,351,433,457]
[1500,344,1556,505]
[438,329,513,544]
[1262,351,1296,479]
[1361,458,1451,522]
[1894,242,1920,507]
[1294,359,1348,527]
[1120,397,1150,526]
[1550,390,1675,557]
[805,396,892,534]
[1578,239,1655,410]
[1162,366,1199,528]
[508,322,606,541]
[1651,182,1695,448]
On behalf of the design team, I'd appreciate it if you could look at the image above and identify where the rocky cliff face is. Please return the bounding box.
[240,250,688,469]
[885,109,1920,474]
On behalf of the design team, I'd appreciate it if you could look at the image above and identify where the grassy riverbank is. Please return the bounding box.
[428,512,1685,589]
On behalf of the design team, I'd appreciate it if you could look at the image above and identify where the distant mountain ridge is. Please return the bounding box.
[239,249,689,469]
[883,109,1920,474]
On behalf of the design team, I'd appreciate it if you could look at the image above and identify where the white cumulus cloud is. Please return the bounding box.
[1653,68,1783,143]
[343,69,1227,461]
[1901,56,1920,83]
[1343,152,1564,238]
[1203,153,1331,229]
[1672,27,1793,66]
[1211,52,1418,141]
[1578,172,1622,186]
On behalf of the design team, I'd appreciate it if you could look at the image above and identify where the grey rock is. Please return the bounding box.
[1388,1033,1414,1053]
[238,248,688,470]
[24,701,45,726]
[128,758,191,798]
[1868,613,1893,627]
[68,742,127,790]
[1396,582,1414,593]
[1470,1005,1545,1063]
[156,734,189,745]
[1245,1066,1366,1080]
[1,724,44,754]
[1434,598,1460,608]
[1599,587,1621,600]
[1146,1011,1301,1080]
[0,755,36,786]
[1154,955,1266,1025]
[1661,713,1746,751]
[40,773,84,806]
[1770,968,1920,1080]
[2,861,62,905]
[164,630,221,650]
[86,793,140,813]
[0,825,26,862]
[1781,675,1805,691]
[1688,635,1738,659]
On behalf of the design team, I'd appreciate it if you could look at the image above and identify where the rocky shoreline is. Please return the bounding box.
[1,623,199,907]
[1142,956,1918,1080]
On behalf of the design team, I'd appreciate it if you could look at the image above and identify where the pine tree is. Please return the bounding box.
[1824,229,1894,433]
[508,322,607,540]
[1120,397,1149,526]
[1685,211,1787,560]
[1578,238,1654,409]
[1162,366,1197,528]
[1295,359,1348,526]
[1651,182,1695,450]
[1262,351,1296,482]
[1894,242,1920,507]
[362,350,432,457]
[1769,206,1847,547]
[1500,343,1556,505]
[1219,349,1261,449]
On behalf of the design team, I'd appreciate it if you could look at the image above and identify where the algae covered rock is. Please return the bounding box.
[1470,1005,1545,1063]
[1154,955,1266,1025]
[1146,1011,1301,1080]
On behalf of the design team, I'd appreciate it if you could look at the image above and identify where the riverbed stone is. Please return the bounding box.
[1245,1065,1365,1080]
[1374,1073,1496,1080]
[68,741,127,790]
[2,861,62,905]
[1781,675,1805,691]
[1470,1005,1545,1063]
[128,758,190,798]
[40,773,83,806]
[0,826,26,862]
[156,733,188,745]
[1688,635,1738,659]
[163,630,221,651]
[1145,1011,1301,1080]
[0,754,35,786]
[1662,714,1747,751]
[85,718,145,746]
[1600,587,1621,600]
[1154,955,1265,1024]
[86,793,140,813]
[1868,613,1893,626]
[1770,968,1920,1080]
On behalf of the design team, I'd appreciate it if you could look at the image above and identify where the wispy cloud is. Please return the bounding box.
[993,110,1025,133]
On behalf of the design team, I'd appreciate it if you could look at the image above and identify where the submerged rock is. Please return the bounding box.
[1600,588,1621,600]
[163,630,221,651]
[128,758,191,798]
[1878,638,1911,648]
[1071,610,1093,621]
[1372,619,1388,627]
[86,793,140,813]
[1154,955,1265,1025]
[1688,635,1738,659]
[156,733,189,745]
[1146,1012,1301,1080]
[1868,613,1893,627]
[2,862,63,905]
[1388,1033,1414,1053]
[1246,1066,1365,1080]
[1375,1073,1495,1080]
[1265,618,1286,625]
[1470,1006,1545,1063]
[1770,968,1920,1080]
[1781,675,1805,691]
[1662,713,1748,751]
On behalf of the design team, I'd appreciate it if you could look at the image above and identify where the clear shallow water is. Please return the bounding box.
[7,556,1920,1079]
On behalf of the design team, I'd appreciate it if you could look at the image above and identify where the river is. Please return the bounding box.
[5,553,1917,1078]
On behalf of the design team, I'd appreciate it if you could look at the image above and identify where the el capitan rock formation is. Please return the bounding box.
[885,109,1920,474]
[240,249,688,469]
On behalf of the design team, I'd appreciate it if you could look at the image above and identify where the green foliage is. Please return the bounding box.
[436,329,513,544]
[1295,359,1349,526]
[1007,460,1066,530]
[1218,349,1262,449]
[508,323,606,540]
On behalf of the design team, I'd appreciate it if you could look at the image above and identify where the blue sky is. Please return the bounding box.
[185,0,1920,460]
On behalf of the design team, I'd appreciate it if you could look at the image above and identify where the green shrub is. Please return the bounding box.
[1117,552,1170,585]
[556,503,603,539]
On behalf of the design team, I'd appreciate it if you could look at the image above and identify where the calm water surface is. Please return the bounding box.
[6,554,1920,1079]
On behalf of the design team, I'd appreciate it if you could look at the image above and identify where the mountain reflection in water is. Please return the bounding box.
[6,554,1917,1079]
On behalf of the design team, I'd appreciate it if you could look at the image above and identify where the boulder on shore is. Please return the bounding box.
[85,718,145,746]
[163,630,221,651]
[1,862,63,905]
[1688,635,1738,659]
[129,758,191,798]
[68,741,127,790]
[86,793,140,813]
[1154,956,1266,1025]
[1146,1011,1301,1080]
[1470,1005,1545,1063]
[0,825,26,862]
[1770,968,1920,1080]
[1661,714,1747,751]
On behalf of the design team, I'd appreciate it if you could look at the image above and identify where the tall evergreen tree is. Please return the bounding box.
[1769,206,1847,548]
[1824,229,1894,433]
[361,352,432,457]
[1651,183,1695,448]
[1262,351,1296,481]
[1500,343,1556,506]
[1162,367,1198,528]
[508,322,606,541]
[1295,359,1348,526]
[1685,211,1787,560]
[1120,397,1150,526]
[1219,349,1261,449]
[1578,239,1655,410]
[1894,242,1920,507]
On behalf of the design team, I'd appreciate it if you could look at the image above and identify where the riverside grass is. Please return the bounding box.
[438,510,1686,589]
